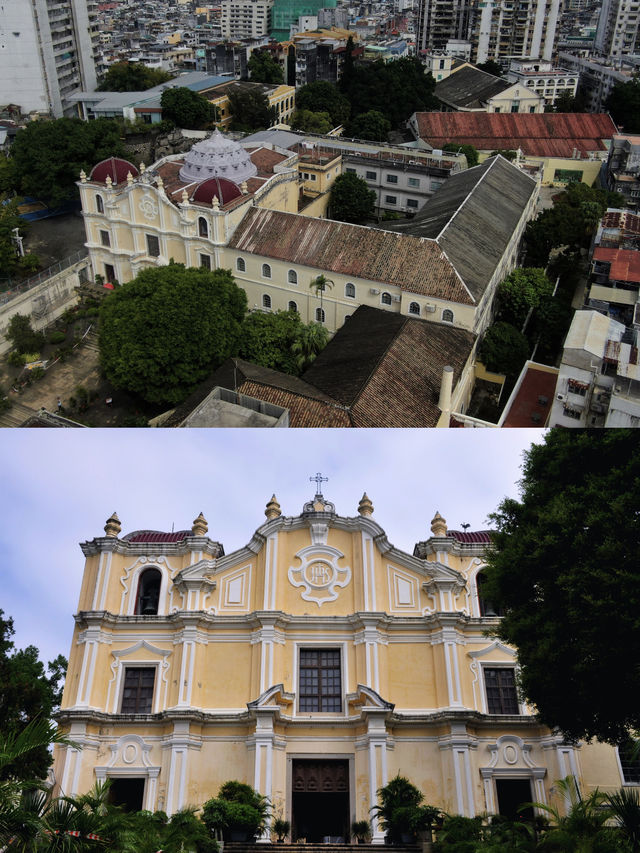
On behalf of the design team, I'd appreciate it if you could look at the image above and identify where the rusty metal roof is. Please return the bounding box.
[414,112,617,157]
[228,207,473,303]
[593,247,640,283]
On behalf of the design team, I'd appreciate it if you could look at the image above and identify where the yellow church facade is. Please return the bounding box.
[53,488,625,835]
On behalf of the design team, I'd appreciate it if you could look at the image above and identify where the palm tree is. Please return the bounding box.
[606,788,640,852]
[309,274,333,324]
[291,322,329,372]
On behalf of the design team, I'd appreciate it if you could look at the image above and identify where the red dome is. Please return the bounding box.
[191,177,242,206]
[90,156,139,184]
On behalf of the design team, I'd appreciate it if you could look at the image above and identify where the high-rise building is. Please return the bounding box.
[594,0,640,58]
[0,0,99,117]
[416,0,560,64]
[219,0,274,40]
[270,0,336,41]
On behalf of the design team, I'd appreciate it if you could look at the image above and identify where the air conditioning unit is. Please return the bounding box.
[424,304,436,313]
[369,288,380,295]
[392,295,401,303]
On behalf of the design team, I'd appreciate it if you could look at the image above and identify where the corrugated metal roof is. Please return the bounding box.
[228,208,474,303]
[593,247,640,283]
[414,112,617,157]
[435,67,512,110]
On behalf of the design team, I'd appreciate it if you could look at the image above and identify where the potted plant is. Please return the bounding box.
[371,775,439,845]
[202,780,270,842]
[351,820,371,844]
[273,817,291,843]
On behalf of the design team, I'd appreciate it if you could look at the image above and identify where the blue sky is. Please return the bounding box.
[0,429,542,667]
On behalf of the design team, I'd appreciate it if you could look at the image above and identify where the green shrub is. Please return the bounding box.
[30,366,45,380]
[48,330,67,344]
[7,351,25,367]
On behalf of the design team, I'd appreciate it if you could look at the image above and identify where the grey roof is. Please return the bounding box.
[383,156,537,301]
[435,66,512,110]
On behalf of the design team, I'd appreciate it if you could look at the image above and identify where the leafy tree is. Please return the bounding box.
[478,321,530,378]
[160,87,217,130]
[4,313,45,354]
[202,780,270,842]
[0,611,67,782]
[97,61,173,92]
[497,267,553,329]
[605,78,640,132]
[531,777,620,852]
[0,196,28,277]
[248,50,283,84]
[346,110,391,142]
[340,36,357,93]
[550,90,587,113]
[489,149,517,161]
[442,143,479,167]
[290,109,333,134]
[99,264,247,406]
[293,322,329,371]
[228,88,276,132]
[8,118,125,206]
[330,172,375,223]
[476,59,503,76]
[295,81,351,127]
[482,430,640,745]
[341,58,438,129]
[238,310,322,375]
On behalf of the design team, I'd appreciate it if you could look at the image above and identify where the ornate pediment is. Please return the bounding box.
[172,558,217,593]
[346,685,394,713]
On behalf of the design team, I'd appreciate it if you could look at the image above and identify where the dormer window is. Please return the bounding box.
[135,568,161,615]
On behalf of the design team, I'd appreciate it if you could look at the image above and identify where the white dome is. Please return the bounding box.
[179,129,257,184]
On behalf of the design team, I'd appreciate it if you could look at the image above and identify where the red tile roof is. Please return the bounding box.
[593,247,640,283]
[448,530,493,544]
[124,530,191,543]
[413,112,617,157]
[228,207,474,304]
[600,210,640,233]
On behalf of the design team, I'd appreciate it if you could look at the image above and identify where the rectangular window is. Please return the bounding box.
[146,234,160,257]
[408,177,420,187]
[386,174,398,183]
[385,195,397,204]
[299,649,341,712]
[485,668,519,714]
[346,167,356,174]
[619,739,640,784]
[200,254,211,269]
[121,667,155,713]
[366,170,376,180]
[100,229,110,247]
[407,199,419,208]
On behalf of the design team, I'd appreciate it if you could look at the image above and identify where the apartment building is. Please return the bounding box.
[595,0,640,58]
[0,0,99,117]
[506,59,579,108]
[219,0,274,39]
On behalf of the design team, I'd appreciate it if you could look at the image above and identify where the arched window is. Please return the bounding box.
[288,300,298,312]
[477,572,503,617]
[236,257,246,272]
[263,294,272,308]
[198,217,208,238]
[262,263,271,278]
[316,307,325,323]
[381,292,392,305]
[345,283,356,298]
[288,269,298,284]
[409,301,420,315]
[442,309,454,322]
[135,568,162,615]
[96,194,104,214]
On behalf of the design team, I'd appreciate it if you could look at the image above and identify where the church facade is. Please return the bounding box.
[53,488,623,833]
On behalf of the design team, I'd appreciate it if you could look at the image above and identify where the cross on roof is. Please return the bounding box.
[310,472,328,496]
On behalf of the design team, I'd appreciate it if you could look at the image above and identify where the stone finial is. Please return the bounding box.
[104,511,121,537]
[105,175,112,188]
[79,169,87,183]
[430,511,447,537]
[156,175,164,195]
[265,494,281,520]
[192,511,208,536]
[211,194,220,210]
[240,180,248,195]
[181,189,189,205]
[126,170,134,185]
[140,161,146,173]
[358,493,374,517]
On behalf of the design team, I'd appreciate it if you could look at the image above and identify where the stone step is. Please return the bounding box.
[0,401,37,427]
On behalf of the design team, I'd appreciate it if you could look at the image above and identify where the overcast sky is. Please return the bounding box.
[0,429,542,668]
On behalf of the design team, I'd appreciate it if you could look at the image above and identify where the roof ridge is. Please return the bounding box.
[349,314,411,409]
[434,157,495,241]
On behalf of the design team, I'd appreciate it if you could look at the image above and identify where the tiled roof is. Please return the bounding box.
[123,530,191,542]
[413,112,617,157]
[384,157,537,301]
[227,208,473,304]
[600,210,640,233]
[435,67,512,109]
[244,146,290,173]
[593,247,640,283]
[448,530,493,544]
[500,362,558,427]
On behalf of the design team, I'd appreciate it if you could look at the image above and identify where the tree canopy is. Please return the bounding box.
[497,267,554,330]
[442,143,479,167]
[237,310,327,375]
[228,88,276,132]
[605,78,640,132]
[330,172,375,224]
[97,61,173,92]
[476,60,503,77]
[0,198,32,278]
[99,264,247,406]
[345,110,391,142]
[7,118,125,206]
[248,50,283,84]
[295,81,351,127]
[478,320,530,378]
[341,58,438,129]
[290,109,333,134]
[160,87,217,130]
[0,610,67,781]
[482,430,640,745]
